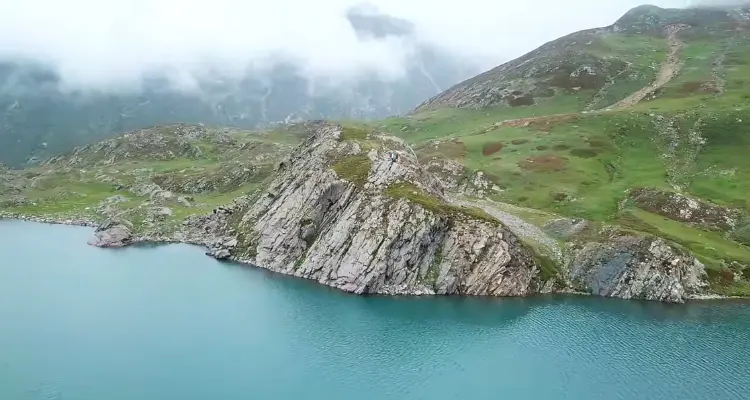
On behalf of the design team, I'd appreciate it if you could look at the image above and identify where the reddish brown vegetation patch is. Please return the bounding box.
[519,154,568,172]
[482,142,505,156]
[720,268,735,285]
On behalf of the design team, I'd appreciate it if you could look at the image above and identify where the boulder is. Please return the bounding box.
[206,248,231,260]
[88,220,133,248]
[571,235,708,303]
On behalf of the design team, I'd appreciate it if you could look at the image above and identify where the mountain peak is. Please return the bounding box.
[345,4,415,40]
[612,4,736,34]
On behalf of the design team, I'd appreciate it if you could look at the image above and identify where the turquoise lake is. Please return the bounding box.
[1,220,749,399]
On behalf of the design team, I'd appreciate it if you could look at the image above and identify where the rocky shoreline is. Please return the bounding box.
[0,122,735,304]
[1,213,740,302]
[2,125,744,304]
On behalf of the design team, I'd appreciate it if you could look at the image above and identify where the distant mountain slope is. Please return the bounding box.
[414,4,749,113]
[0,7,479,167]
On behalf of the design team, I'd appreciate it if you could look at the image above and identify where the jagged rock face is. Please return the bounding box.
[571,235,708,303]
[191,124,711,302]
[88,220,133,248]
[630,187,743,231]
[210,124,542,296]
[424,159,501,198]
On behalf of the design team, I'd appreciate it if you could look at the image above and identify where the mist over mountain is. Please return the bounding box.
[0,5,481,166]
[0,0,693,166]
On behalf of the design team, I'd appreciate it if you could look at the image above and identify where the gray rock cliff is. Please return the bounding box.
[571,235,707,303]
[202,123,544,296]
[179,123,710,302]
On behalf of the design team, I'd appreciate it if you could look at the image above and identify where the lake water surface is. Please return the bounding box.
[1,220,749,400]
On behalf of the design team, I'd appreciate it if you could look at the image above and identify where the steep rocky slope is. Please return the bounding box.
[200,124,544,296]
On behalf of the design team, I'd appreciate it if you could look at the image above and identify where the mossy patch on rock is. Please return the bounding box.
[384,182,499,224]
[339,126,370,141]
[332,155,372,188]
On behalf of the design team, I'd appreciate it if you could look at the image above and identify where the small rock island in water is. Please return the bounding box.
[3,5,750,303]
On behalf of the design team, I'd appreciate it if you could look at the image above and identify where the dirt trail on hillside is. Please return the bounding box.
[606,24,688,110]
[487,25,687,130]
[446,195,563,263]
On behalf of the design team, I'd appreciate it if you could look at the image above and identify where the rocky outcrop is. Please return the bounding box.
[88,220,133,248]
[571,235,707,303]
[201,124,543,296]
[152,164,273,194]
[543,218,590,240]
[43,124,218,168]
[630,187,743,231]
[423,159,502,198]
[88,123,709,302]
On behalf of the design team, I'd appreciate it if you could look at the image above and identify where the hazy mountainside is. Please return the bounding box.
[415,4,748,112]
[0,7,478,167]
[3,4,750,300]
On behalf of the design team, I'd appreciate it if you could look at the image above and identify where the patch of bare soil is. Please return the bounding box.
[519,154,568,172]
[482,142,505,156]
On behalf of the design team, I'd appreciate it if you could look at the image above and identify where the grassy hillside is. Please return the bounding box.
[0,124,306,234]
[366,6,750,292]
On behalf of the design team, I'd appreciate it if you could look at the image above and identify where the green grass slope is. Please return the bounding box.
[0,124,306,234]
[369,5,750,294]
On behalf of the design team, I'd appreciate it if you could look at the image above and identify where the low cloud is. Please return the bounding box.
[688,0,750,6]
[0,0,690,92]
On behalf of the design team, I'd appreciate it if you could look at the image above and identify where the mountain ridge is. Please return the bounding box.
[414,4,748,113]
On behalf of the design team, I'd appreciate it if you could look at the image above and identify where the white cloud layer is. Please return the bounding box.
[0,0,692,90]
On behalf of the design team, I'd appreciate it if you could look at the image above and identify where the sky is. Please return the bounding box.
[0,0,700,90]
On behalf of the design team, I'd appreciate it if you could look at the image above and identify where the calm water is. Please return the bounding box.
[1,221,749,400]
